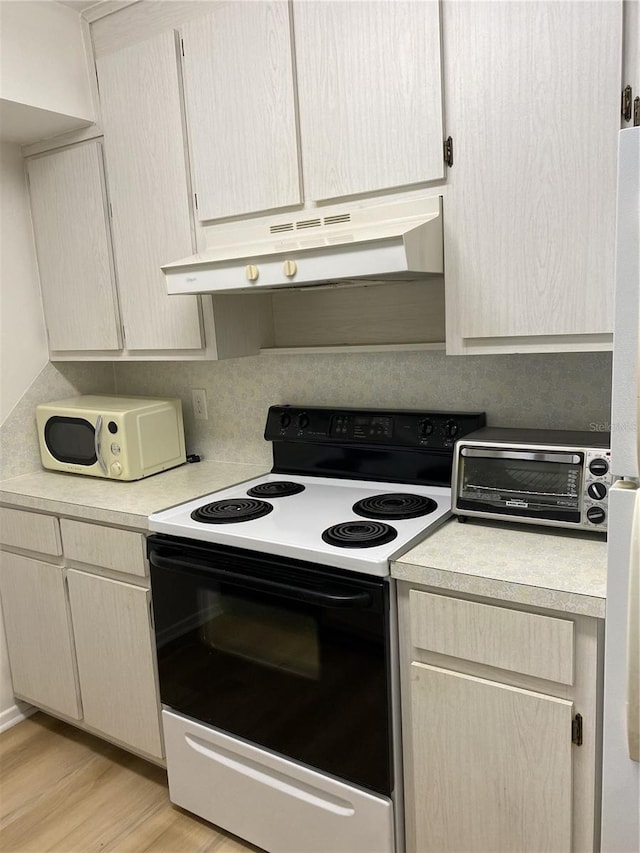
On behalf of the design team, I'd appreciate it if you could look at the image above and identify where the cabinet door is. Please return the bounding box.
[96,31,203,351]
[293,0,444,201]
[66,570,163,759]
[443,0,622,352]
[181,2,301,221]
[26,141,122,352]
[0,553,80,719]
[408,662,573,853]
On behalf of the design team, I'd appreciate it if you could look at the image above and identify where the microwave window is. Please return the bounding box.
[460,456,582,510]
[44,417,97,465]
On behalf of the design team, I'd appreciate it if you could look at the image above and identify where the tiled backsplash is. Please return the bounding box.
[114,350,613,469]
[0,351,613,481]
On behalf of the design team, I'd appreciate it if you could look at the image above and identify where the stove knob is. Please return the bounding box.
[589,458,609,477]
[443,419,459,439]
[587,506,606,525]
[587,482,608,500]
[297,413,310,430]
[418,418,434,438]
[279,412,291,429]
[110,462,123,477]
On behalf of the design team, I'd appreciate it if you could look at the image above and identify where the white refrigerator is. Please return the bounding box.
[601,125,640,852]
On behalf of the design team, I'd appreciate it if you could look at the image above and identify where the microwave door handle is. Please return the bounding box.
[149,551,372,609]
[94,415,108,475]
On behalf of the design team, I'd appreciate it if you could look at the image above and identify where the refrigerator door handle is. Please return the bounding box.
[627,490,639,762]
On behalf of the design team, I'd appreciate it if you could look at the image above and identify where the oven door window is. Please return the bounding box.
[150,548,391,796]
[44,416,97,465]
[458,451,583,522]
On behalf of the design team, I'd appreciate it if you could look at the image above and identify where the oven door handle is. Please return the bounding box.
[149,551,373,609]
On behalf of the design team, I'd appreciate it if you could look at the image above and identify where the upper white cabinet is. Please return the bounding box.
[26,141,122,352]
[96,30,203,351]
[180,1,301,221]
[443,0,622,354]
[293,0,445,202]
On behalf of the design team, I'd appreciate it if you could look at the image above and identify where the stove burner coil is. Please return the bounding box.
[191,499,273,524]
[352,493,438,520]
[321,521,398,549]
[247,481,306,498]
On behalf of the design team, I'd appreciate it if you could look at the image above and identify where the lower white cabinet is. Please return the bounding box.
[398,585,603,853]
[0,507,163,762]
[66,570,162,759]
[0,552,81,721]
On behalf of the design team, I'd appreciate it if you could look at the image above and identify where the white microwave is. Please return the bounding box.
[36,395,186,481]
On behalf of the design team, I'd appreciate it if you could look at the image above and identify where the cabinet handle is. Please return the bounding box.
[245,264,259,282]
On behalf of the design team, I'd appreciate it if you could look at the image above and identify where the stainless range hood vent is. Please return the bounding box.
[163,197,443,295]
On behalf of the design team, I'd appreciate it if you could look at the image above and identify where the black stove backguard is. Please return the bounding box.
[265,406,486,486]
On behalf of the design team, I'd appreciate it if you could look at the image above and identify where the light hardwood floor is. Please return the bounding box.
[0,713,260,853]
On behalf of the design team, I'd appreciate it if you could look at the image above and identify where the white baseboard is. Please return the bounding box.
[0,701,36,733]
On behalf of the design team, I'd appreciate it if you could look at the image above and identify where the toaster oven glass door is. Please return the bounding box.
[457,448,584,522]
[44,416,98,466]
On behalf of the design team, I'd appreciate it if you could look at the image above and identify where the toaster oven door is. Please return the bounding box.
[455,447,584,524]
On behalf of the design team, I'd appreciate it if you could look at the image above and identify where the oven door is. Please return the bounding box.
[147,534,392,796]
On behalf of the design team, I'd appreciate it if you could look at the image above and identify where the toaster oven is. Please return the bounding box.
[452,427,612,531]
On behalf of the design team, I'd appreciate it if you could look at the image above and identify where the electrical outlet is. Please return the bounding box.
[192,389,208,420]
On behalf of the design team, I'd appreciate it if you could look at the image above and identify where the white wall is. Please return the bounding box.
[0,141,49,424]
[0,139,47,723]
[0,0,94,120]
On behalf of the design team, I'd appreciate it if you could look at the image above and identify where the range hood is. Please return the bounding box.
[162,197,443,295]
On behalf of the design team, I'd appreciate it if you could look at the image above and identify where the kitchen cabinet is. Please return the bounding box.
[443,0,622,354]
[293,0,444,201]
[180,0,443,219]
[25,24,272,361]
[95,30,202,351]
[398,584,603,852]
[180,1,300,221]
[0,507,164,762]
[0,551,81,721]
[26,140,122,352]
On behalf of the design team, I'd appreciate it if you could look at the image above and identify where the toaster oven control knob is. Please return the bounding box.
[443,419,459,439]
[108,421,118,434]
[589,458,609,477]
[418,418,434,438]
[297,413,310,430]
[279,412,291,429]
[587,482,608,500]
[587,505,606,525]
[110,462,123,477]
[245,264,259,282]
[283,260,297,278]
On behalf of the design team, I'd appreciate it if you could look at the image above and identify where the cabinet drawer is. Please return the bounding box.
[60,519,146,578]
[0,507,62,556]
[409,590,574,685]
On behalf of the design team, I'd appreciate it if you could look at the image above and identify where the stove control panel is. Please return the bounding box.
[266,406,486,449]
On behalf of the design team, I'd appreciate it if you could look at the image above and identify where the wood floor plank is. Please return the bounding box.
[0,713,261,853]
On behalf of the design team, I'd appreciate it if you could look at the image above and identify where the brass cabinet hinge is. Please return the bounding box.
[572,713,583,746]
[622,86,633,122]
[444,136,453,168]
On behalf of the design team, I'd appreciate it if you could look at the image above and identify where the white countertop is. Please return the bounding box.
[392,517,607,617]
[0,461,268,530]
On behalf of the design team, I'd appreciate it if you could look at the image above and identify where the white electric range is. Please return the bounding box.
[147,405,485,853]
